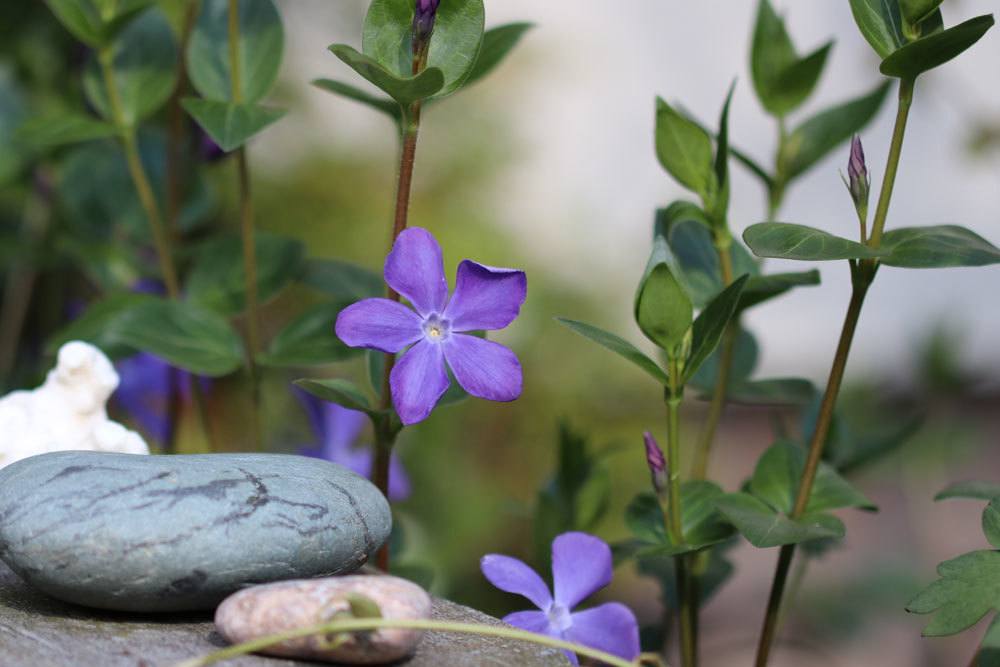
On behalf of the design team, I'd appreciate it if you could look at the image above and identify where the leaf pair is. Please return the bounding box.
[623,482,734,558]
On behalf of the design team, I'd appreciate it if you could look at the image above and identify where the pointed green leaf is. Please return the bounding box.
[258,302,357,368]
[714,492,845,548]
[181,98,285,151]
[849,0,906,59]
[363,0,484,98]
[464,22,533,88]
[625,483,733,556]
[109,298,244,376]
[293,378,379,417]
[556,318,668,386]
[328,44,444,107]
[634,242,693,353]
[684,274,749,382]
[46,292,156,358]
[936,481,1000,502]
[881,15,994,80]
[655,97,715,200]
[744,222,885,261]
[907,551,1000,636]
[784,81,892,180]
[900,0,944,27]
[984,501,1000,550]
[880,225,1000,268]
[711,82,735,222]
[16,113,117,151]
[45,0,155,47]
[186,0,284,103]
[82,9,178,125]
[302,259,384,301]
[740,270,820,311]
[724,378,817,407]
[312,79,401,121]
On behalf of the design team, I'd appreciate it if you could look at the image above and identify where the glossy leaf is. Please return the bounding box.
[556,318,668,386]
[82,9,178,125]
[186,0,284,103]
[186,232,304,315]
[880,225,1000,268]
[328,44,445,107]
[744,222,884,261]
[900,0,944,27]
[293,378,379,417]
[684,275,749,382]
[634,238,693,352]
[258,302,357,368]
[16,113,117,151]
[881,16,994,80]
[936,481,1000,502]
[740,270,820,311]
[655,97,715,200]
[363,0,485,98]
[784,81,892,180]
[45,0,155,47]
[907,550,1000,636]
[301,258,384,301]
[849,0,906,59]
[464,22,533,88]
[46,292,156,358]
[110,298,245,376]
[714,492,845,548]
[182,98,286,151]
[312,79,401,121]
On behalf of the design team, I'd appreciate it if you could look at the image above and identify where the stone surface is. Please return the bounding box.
[0,451,391,612]
[0,561,570,667]
[216,575,431,664]
[0,341,148,469]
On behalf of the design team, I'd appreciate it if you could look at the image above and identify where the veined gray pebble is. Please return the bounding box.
[216,575,432,664]
[0,451,391,612]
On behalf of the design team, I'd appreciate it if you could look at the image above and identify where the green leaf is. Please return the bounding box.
[783,81,892,180]
[655,97,715,200]
[186,232,304,315]
[900,0,944,27]
[849,0,906,59]
[0,67,27,185]
[750,0,831,116]
[936,481,1000,502]
[684,275,749,382]
[980,614,1000,667]
[293,378,379,417]
[110,298,244,376]
[625,482,733,556]
[740,270,820,311]
[302,258,384,301]
[363,0,485,98]
[634,240,693,352]
[724,378,817,407]
[984,501,1000,550]
[15,112,117,151]
[556,318,668,386]
[181,98,285,151]
[881,16,994,80]
[714,492,845,548]
[258,302,357,368]
[689,327,758,392]
[186,0,284,103]
[907,550,1000,636]
[328,44,445,107]
[463,22,533,88]
[82,8,178,125]
[366,349,386,400]
[743,222,884,261]
[46,292,155,358]
[45,0,155,47]
[311,79,401,121]
[880,225,1000,268]
[710,82,735,223]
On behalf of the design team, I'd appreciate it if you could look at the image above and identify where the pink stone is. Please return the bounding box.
[215,575,431,664]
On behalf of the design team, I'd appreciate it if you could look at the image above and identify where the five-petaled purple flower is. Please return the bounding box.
[335,227,526,426]
[296,389,411,501]
[481,532,640,665]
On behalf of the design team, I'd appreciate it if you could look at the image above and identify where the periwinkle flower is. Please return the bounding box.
[335,227,526,426]
[481,532,640,665]
[847,135,870,215]
[644,431,667,495]
[114,353,180,444]
[296,389,411,501]
[412,0,441,48]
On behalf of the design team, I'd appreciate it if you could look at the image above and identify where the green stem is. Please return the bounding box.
[867,79,914,249]
[99,48,180,299]
[170,617,644,667]
[165,0,198,239]
[227,0,242,104]
[768,116,789,219]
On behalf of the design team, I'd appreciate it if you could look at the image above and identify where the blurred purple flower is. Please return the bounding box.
[114,353,182,444]
[413,0,440,46]
[296,389,411,501]
[335,227,526,426]
[194,122,227,163]
[481,532,640,665]
[644,431,667,495]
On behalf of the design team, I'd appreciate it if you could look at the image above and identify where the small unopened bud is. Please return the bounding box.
[847,135,870,214]
[644,431,668,495]
[412,0,440,58]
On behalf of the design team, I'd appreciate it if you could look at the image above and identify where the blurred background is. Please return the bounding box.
[2,0,999,665]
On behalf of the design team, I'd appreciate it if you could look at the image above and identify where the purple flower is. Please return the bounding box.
[481,532,640,665]
[644,431,667,495]
[296,389,411,501]
[412,0,441,49]
[114,353,189,444]
[335,228,526,426]
[847,135,869,212]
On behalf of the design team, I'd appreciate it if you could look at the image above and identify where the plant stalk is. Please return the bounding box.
[165,0,198,238]
[867,79,914,248]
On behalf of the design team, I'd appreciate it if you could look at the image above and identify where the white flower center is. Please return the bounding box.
[422,314,451,342]
[547,603,573,633]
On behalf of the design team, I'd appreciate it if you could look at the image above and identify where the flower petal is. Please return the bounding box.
[565,603,640,661]
[338,448,411,502]
[502,610,552,635]
[443,260,527,332]
[335,298,423,353]
[481,554,553,610]
[321,403,367,454]
[384,228,449,317]
[551,532,612,608]
[442,334,522,402]
[387,452,412,500]
[389,339,450,425]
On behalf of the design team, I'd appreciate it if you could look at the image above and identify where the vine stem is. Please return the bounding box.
[170,617,644,667]
[165,0,198,238]
[867,78,914,247]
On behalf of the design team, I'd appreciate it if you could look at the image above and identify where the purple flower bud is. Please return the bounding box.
[847,135,870,212]
[643,431,668,494]
[412,0,440,55]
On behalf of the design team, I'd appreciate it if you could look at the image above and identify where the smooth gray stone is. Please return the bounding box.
[0,452,391,612]
[0,561,571,667]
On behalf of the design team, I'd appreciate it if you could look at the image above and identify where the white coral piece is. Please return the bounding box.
[0,341,150,468]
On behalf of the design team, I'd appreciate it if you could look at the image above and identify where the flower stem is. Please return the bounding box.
[170,617,642,667]
[867,79,914,248]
